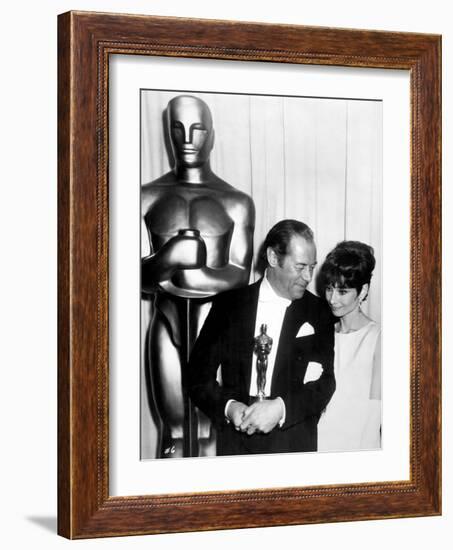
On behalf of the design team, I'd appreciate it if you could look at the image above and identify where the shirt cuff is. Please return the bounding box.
[276,396,286,427]
[224,399,236,422]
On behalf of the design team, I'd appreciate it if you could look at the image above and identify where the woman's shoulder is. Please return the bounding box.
[366,319,381,336]
[359,320,381,350]
[359,318,381,337]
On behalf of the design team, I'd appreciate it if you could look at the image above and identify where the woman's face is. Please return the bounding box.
[325,285,361,318]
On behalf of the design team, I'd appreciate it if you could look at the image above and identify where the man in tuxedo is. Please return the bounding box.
[188,219,335,456]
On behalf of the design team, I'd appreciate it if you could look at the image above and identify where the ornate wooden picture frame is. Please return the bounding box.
[58,11,441,539]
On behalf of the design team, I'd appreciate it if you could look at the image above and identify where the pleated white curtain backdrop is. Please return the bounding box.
[140,90,382,458]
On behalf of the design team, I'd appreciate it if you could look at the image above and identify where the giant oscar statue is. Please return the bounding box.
[142,95,255,458]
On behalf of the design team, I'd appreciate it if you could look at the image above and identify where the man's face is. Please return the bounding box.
[268,236,317,301]
[167,96,214,167]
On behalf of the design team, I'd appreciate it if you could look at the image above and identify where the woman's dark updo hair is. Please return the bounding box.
[318,241,376,298]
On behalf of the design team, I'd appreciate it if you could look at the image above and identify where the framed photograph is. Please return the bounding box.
[139,89,383,462]
[58,11,441,538]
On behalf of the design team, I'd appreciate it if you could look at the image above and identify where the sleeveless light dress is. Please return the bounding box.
[317,321,381,452]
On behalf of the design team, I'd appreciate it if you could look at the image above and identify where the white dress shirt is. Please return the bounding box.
[248,274,291,397]
[225,273,290,424]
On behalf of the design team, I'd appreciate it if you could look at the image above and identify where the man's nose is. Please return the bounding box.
[301,267,312,282]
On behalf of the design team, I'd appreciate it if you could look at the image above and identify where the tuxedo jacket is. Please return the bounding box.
[188,279,335,456]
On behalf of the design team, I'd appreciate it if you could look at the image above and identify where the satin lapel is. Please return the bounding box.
[271,293,308,389]
[235,280,260,395]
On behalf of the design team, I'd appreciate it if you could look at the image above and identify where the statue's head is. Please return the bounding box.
[166,95,215,168]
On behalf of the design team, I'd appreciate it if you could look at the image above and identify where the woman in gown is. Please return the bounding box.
[317,241,381,452]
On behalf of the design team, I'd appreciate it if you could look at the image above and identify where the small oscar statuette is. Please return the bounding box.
[253,324,273,402]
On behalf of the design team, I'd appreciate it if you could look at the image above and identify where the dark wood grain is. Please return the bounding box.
[57,11,71,538]
[57,10,441,539]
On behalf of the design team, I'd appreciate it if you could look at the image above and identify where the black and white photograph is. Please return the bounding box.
[2,0,448,546]
[140,89,382,460]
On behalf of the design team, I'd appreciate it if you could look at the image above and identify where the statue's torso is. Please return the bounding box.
[143,182,237,268]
